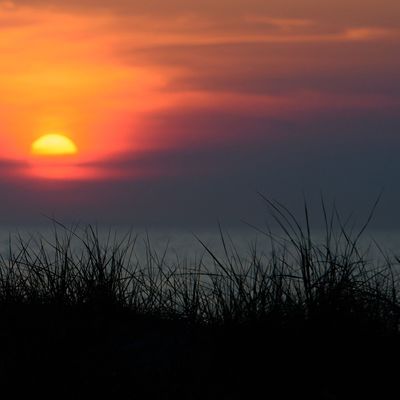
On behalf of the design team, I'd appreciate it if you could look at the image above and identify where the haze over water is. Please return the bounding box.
[1,224,400,268]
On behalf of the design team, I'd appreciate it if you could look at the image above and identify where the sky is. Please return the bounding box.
[0,0,399,228]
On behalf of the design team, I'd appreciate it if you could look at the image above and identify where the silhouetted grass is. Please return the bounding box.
[0,199,399,398]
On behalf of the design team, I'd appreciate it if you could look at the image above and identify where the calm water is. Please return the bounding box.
[1,224,400,265]
[0,225,260,262]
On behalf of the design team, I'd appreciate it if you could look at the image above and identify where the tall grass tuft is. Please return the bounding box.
[0,199,398,330]
[0,199,399,398]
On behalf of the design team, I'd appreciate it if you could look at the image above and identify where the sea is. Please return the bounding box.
[1,223,400,267]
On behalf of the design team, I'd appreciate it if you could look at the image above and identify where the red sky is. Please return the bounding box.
[0,0,399,225]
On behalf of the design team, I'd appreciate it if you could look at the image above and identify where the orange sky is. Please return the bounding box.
[0,3,184,179]
[0,0,399,180]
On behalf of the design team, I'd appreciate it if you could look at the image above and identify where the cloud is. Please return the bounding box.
[244,16,314,29]
[0,0,398,228]
[343,28,398,41]
[127,37,400,98]
[0,1,15,10]
[1,110,399,228]
[0,158,28,179]
[10,0,400,25]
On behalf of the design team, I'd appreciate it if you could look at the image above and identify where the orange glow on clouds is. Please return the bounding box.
[0,1,399,180]
[0,4,177,179]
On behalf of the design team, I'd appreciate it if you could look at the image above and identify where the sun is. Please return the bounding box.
[31,134,78,156]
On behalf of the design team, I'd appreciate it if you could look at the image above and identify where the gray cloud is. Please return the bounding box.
[1,109,398,229]
[11,0,400,28]
[0,0,398,232]
[0,158,28,180]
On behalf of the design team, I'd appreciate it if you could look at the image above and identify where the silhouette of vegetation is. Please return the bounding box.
[0,198,399,398]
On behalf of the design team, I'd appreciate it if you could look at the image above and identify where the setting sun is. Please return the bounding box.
[31,134,78,156]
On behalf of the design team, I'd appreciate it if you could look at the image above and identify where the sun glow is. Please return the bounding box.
[31,134,78,156]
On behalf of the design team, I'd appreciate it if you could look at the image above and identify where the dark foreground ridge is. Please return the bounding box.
[0,201,399,399]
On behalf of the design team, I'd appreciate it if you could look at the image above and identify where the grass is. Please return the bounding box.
[0,199,399,398]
